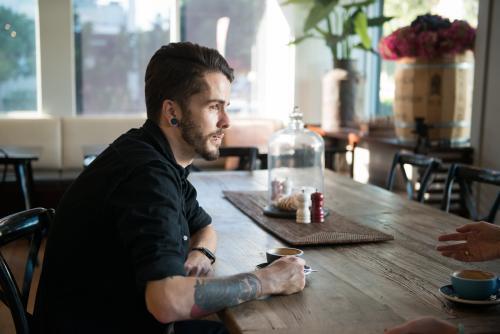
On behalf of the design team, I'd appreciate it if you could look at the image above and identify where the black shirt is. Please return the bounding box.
[34,119,212,333]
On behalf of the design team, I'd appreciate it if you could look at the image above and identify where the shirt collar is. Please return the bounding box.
[142,119,190,179]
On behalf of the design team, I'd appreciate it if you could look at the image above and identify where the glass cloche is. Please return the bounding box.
[264,106,325,217]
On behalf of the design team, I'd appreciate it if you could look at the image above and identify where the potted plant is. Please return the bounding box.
[283,0,392,129]
[379,14,476,145]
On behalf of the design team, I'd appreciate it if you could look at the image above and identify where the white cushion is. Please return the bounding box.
[61,115,146,169]
[224,118,283,150]
[0,115,284,172]
[0,116,62,169]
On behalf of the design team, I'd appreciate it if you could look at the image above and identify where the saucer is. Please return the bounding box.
[262,205,329,219]
[256,262,313,275]
[439,285,500,305]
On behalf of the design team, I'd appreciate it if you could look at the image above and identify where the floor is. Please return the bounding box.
[0,239,45,334]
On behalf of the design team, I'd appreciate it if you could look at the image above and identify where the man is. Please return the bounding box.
[34,42,305,334]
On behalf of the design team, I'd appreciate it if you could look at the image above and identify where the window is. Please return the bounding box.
[377,0,479,117]
[179,0,294,118]
[74,0,294,118]
[73,0,176,114]
[0,0,38,113]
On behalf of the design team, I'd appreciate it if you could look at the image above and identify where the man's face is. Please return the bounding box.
[178,72,231,161]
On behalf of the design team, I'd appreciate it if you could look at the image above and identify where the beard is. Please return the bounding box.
[179,110,222,161]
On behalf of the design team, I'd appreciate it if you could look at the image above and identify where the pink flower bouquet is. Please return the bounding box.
[379,14,476,60]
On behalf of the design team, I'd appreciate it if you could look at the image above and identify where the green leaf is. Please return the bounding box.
[367,16,393,27]
[281,0,314,5]
[353,43,377,55]
[341,0,374,9]
[353,10,371,49]
[288,34,316,45]
[314,0,335,5]
[343,16,355,36]
[304,0,338,32]
[314,26,329,37]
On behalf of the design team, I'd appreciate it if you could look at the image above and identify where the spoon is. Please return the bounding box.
[304,265,318,275]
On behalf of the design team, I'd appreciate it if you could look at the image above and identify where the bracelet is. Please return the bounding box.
[457,323,465,334]
[191,247,216,264]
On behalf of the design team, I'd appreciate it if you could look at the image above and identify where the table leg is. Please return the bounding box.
[14,161,34,209]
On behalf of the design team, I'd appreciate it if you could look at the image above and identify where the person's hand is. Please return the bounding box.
[384,316,457,334]
[184,249,213,277]
[259,256,306,295]
[437,221,500,262]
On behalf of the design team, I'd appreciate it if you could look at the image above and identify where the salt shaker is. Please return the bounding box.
[296,190,311,224]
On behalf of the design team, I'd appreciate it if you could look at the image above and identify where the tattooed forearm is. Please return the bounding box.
[190,273,262,318]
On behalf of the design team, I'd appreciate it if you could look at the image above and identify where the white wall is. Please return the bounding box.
[472,0,500,169]
[280,4,331,124]
[470,0,500,215]
[252,0,295,121]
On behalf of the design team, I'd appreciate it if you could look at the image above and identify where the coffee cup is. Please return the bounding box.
[451,269,499,300]
[266,247,303,264]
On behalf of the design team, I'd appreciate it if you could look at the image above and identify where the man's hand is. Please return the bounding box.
[184,250,213,277]
[384,316,458,334]
[437,221,500,262]
[257,256,306,295]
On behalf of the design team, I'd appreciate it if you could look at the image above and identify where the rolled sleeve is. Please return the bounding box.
[110,161,187,287]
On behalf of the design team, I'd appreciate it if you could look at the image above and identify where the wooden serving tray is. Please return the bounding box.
[223,191,394,246]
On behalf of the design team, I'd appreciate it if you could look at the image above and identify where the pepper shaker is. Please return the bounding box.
[311,190,324,223]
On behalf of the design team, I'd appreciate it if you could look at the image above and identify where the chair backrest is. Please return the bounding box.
[324,143,356,178]
[0,208,53,334]
[192,147,259,172]
[218,147,259,171]
[441,164,500,223]
[386,152,441,203]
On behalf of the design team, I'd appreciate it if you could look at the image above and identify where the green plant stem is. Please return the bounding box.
[326,15,337,66]
[345,38,350,59]
[334,10,341,63]
[343,10,349,59]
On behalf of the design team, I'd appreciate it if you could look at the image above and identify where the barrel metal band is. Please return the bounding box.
[396,138,470,145]
[397,62,473,70]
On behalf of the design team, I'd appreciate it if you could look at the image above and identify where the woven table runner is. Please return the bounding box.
[223,191,394,246]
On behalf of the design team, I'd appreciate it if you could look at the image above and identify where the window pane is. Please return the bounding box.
[0,0,37,113]
[181,0,294,118]
[378,0,479,118]
[74,0,174,115]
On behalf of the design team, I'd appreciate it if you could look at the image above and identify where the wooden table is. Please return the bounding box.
[189,170,500,334]
[0,148,38,209]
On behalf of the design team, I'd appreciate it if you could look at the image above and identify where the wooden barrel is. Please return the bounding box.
[393,53,474,145]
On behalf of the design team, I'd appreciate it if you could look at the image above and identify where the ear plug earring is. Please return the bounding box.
[170,118,179,127]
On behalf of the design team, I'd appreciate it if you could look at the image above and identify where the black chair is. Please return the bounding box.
[192,146,259,172]
[441,164,500,223]
[219,147,259,171]
[325,144,356,178]
[0,207,53,334]
[386,152,441,203]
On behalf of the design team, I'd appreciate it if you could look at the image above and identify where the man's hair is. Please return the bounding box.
[145,42,234,123]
